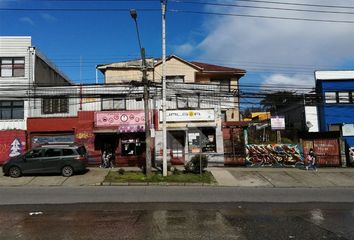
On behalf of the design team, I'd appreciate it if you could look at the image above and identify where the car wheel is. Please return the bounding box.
[62,166,74,177]
[9,166,21,178]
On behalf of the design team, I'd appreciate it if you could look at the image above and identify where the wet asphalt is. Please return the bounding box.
[0,203,353,240]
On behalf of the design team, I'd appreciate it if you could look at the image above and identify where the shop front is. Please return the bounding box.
[27,117,78,149]
[156,109,224,165]
[94,111,151,166]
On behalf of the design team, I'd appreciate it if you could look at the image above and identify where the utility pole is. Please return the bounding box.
[161,0,168,176]
[130,9,152,174]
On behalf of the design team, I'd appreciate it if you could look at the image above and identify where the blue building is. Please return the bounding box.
[315,70,354,147]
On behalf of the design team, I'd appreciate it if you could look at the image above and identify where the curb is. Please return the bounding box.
[100,182,216,187]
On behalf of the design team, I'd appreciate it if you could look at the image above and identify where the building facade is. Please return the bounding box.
[0,36,71,163]
[97,55,246,165]
[315,70,354,147]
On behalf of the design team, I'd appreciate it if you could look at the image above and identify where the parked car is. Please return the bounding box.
[2,143,88,178]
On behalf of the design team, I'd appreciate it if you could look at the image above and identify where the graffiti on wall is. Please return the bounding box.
[0,131,26,164]
[246,144,303,167]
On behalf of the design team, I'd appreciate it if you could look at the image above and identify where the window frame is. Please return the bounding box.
[324,92,337,104]
[0,100,24,120]
[0,57,25,77]
[101,97,126,110]
[42,97,69,114]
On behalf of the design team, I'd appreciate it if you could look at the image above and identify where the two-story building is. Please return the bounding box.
[0,36,72,163]
[97,55,246,165]
[315,70,354,146]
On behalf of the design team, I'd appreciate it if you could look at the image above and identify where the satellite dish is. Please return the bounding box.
[306,121,313,129]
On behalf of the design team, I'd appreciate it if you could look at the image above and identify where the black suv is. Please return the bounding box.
[2,143,88,178]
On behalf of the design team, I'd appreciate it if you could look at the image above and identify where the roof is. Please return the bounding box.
[191,61,246,74]
[315,70,354,80]
[96,54,246,75]
[97,58,155,72]
[154,55,202,70]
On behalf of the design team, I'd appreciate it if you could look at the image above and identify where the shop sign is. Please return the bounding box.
[95,111,146,127]
[271,116,285,130]
[342,124,354,136]
[160,110,215,122]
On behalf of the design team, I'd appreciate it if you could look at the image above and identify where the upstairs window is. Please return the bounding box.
[42,97,69,114]
[324,92,336,103]
[0,100,24,119]
[0,57,25,77]
[176,94,200,109]
[210,78,231,92]
[102,98,126,110]
[338,92,349,103]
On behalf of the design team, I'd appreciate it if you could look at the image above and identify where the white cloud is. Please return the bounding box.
[261,74,314,92]
[41,13,57,22]
[19,17,35,26]
[174,43,195,56]
[178,0,354,88]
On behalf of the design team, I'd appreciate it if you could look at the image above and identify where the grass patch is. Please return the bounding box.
[104,170,216,184]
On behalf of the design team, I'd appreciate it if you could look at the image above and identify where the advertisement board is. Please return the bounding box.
[271,116,285,130]
[95,111,147,127]
[160,109,215,122]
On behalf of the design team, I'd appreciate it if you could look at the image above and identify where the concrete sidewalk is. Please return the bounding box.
[208,167,354,188]
[1,167,354,188]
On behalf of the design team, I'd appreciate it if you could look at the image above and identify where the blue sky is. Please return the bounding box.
[1,0,354,100]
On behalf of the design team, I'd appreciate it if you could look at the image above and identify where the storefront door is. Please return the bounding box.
[168,131,185,164]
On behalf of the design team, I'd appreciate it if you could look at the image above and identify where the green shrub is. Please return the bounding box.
[118,168,125,175]
[185,154,208,173]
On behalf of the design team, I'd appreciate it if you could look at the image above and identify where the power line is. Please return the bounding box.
[171,0,354,15]
[0,8,160,12]
[168,9,354,24]
[230,0,354,10]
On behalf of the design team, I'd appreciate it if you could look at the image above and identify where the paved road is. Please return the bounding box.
[0,202,353,240]
[1,186,354,205]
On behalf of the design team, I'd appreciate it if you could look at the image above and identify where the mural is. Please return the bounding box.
[0,130,26,164]
[246,144,304,167]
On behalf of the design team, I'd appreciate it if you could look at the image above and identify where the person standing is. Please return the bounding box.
[306,148,317,171]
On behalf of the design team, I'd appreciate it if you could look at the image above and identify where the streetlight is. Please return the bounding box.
[130,9,152,174]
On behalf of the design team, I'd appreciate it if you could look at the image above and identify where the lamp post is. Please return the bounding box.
[130,9,152,174]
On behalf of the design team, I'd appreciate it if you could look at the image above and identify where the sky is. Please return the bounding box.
[1,0,354,104]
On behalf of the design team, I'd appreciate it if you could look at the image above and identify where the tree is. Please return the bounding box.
[260,91,302,113]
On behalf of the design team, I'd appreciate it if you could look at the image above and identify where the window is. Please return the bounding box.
[177,95,188,109]
[211,78,231,92]
[176,94,200,109]
[121,139,143,156]
[62,149,74,156]
[188,94,200,108]
[0,57,25,77]
[102,98,126,110]
[325,92,336,103]
[42,97,69,114]
[26,149,44,159]
[0,100,24,119]
[44,148,62,157]
[338,92,349,103]
[188,128,216,153]
[166,75,184,83]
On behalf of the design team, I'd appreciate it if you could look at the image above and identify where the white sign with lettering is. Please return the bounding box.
[160,110,215,122]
